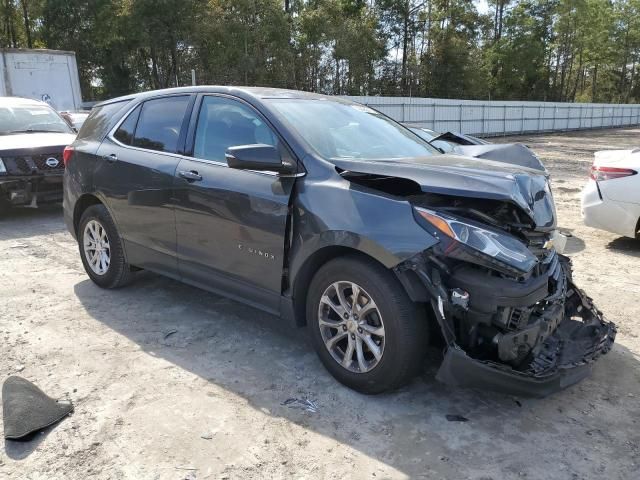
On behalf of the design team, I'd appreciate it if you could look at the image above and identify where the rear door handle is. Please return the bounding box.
[103,153,118,163]
[179,170,203,182]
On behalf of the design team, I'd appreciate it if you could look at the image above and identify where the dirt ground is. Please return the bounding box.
[1,127,640,480]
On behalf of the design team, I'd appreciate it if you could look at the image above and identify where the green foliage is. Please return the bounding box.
[1,0,639,102]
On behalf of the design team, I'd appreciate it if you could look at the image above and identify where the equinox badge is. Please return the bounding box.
[237,243,275,260]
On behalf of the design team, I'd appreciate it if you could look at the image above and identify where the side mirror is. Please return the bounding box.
[225,144,293,174]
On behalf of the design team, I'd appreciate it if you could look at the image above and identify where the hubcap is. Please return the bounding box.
[83,219,110,275]
[318,281,386,373]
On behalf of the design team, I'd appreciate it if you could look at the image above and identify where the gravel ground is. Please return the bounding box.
[1,127,639,480]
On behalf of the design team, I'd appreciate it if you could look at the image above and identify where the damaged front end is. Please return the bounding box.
[336,156,615,397]
[397,191,615,398]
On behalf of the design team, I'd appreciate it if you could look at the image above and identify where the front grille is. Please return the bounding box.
[4,151,65,175]
[506,307,531,330]
[14,156,31,173]
[32,154,63,170]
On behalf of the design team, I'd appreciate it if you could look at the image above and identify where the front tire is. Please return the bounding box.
[78,204,133,288]
[307,255,428,394]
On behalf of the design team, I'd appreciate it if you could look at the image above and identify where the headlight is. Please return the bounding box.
[0,158,6,174]
[415,207,538,274]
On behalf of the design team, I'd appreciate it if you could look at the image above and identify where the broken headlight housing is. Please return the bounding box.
[414,207,537,275]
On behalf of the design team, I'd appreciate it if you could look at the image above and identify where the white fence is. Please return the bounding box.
[344,96,640,137]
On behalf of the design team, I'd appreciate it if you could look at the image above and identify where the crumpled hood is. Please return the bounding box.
[333,154,556,230]
[0,132,76,153]
[453,143,547,172]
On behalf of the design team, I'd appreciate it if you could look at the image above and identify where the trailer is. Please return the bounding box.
[0,48,82,111]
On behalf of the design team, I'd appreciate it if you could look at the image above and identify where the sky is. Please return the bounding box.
[476,0,490,15]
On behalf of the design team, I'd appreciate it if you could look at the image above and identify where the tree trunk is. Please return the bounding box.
[149,45,161,89]
[21,0,30,48]
[498,1,505,40]
[570,48,583,102]
[401,0,409,95]
[626,59,636,103]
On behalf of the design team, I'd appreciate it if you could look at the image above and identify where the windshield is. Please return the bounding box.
[0,104,73,135]
[268,99,439,161]
[410,127,438,142]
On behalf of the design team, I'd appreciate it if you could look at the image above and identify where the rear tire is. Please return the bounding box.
[306,255,428,394]
[78,204,133,288]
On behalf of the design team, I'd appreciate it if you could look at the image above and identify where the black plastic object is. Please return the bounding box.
[2,376,73,440]
[225,143,290,173]
[435,347,594,398]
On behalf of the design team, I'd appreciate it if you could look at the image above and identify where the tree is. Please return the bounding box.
[0,0,639,103]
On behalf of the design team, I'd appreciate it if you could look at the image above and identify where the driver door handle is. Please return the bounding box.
[103,153,118,163]
[179,170,203,182]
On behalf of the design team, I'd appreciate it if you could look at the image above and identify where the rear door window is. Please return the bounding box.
[132,96,190,153]
[192,96,278,163]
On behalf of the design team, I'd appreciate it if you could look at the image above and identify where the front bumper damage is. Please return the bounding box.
[0,175,63,207]
[399,253,616,398]
[0,153,65,207]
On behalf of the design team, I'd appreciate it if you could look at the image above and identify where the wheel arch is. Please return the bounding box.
[290,246,391,326]
[73,193,103,236]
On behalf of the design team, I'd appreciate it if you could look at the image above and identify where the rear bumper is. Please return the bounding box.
[0,175,63,206]
[581,179,639,238]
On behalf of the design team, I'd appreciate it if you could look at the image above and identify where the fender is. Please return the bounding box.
[288,173,439,291]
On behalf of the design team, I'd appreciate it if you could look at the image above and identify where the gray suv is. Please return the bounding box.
[63,87,615,396]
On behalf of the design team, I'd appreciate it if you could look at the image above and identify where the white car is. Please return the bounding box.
[581,149,640,238]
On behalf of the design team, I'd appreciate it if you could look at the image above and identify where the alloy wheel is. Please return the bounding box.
[317,281,386,373]
[83,219,111,275]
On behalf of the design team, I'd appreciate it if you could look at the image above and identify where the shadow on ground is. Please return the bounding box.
[606,236,640,257]
[71,272,639,478]
[3,426,55,460]
[0,205,66,241]
[563,232,586,255]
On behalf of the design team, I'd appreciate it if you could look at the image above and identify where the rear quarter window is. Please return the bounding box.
[76,100,132,141]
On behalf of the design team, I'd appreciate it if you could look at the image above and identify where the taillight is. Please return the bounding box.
[589,165,637,181]
[62,146,74,166]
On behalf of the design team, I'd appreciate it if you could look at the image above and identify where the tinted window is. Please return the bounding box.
[113,105,141,145]
[77,100,130,140]
[133,96,190,153]
[193,96,277,163]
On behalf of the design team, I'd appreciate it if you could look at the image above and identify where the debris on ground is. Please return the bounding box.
[445,414,469,422]
[163,329,178,340]
[3,376,73,440]
[281,398,318,413]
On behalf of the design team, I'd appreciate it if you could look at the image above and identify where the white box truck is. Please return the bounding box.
[0,48,83,111]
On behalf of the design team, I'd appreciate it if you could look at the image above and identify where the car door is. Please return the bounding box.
[94,94,193,275]
[173,94,297,313]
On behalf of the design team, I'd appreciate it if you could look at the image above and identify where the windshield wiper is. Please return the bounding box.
[5,129,67,134]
